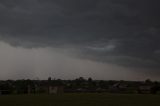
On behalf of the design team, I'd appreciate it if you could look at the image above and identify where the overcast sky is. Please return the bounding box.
[0,0,160,80]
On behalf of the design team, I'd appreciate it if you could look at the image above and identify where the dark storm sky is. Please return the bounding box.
[0,0,160,80]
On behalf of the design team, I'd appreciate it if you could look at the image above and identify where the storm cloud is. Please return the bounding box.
[0,0,160,79]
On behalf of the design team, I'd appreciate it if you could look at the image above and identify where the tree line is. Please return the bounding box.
[0,77,160,95]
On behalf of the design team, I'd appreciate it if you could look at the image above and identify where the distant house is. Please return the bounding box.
[137,85,152,94]
[48,86,64,94]
[109,83,128,93]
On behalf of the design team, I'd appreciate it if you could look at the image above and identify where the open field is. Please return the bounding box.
[0,93,160,106]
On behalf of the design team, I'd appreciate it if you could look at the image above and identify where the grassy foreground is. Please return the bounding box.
[0,93,160,106]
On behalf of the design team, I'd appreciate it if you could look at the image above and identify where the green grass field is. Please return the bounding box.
[0,93,160,106]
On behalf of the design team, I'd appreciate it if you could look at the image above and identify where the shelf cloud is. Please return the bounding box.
[0,0,160,80]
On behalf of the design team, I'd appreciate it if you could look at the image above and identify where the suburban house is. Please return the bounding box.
[48,86,64,94]
[109,82,128,93]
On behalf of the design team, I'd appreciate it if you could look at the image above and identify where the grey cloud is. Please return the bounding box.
[0,0,160,70]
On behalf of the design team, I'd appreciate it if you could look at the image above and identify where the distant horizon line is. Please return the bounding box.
[0,77,159,82]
